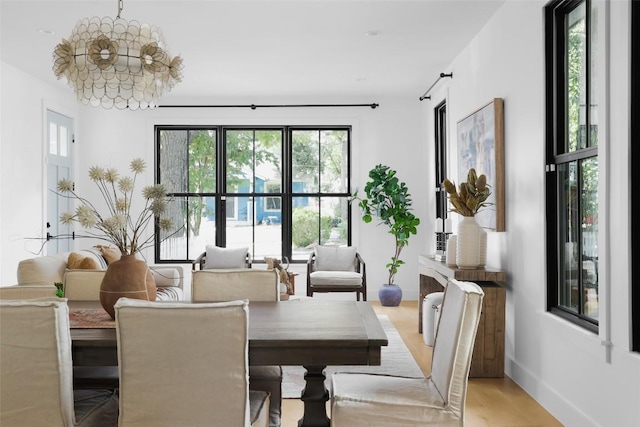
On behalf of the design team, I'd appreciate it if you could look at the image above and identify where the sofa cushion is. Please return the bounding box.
[309,271,363,286]
[63,270,105,300]
[17,255,67,285]
[68,252,100,270]
[203,246,249,269]
[151,268,180,288]
[155,287,184,301]
[95,245,122,265]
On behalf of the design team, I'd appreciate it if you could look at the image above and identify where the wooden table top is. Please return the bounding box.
[69,300,388,366]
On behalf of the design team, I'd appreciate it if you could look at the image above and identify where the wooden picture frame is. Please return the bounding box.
[456,98,505,231]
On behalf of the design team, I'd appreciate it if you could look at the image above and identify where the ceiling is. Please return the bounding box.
[0,0,505,102]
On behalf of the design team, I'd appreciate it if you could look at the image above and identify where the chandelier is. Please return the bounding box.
[52,0,183,110]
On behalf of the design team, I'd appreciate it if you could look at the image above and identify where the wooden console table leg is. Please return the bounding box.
[299,365,330,427]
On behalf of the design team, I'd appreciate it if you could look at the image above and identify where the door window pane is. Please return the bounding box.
[49,123,58,155]
[59,126,68,157]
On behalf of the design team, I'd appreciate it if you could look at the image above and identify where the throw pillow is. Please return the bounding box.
[203,246,249,269]
[314,246,357,271]
[95,245,122,265]
[67,252,100,270]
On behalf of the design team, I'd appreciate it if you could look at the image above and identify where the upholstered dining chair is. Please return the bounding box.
[330,279,484,426]
[307,245,367,301]
[192,268,282,427]
[114,298,269,427]
[192,245,251,270]
[0,298,118,427]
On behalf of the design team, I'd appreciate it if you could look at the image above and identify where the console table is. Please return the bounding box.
[419,255,506,378]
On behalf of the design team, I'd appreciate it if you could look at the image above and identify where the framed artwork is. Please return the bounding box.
[456,98,505,231]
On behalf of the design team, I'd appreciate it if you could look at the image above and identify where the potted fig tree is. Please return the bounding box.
[352,164,420,306]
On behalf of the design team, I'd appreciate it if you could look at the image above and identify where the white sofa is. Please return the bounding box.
[1,248,184,301]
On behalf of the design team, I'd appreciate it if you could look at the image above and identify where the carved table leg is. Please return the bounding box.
[298,365,330,427]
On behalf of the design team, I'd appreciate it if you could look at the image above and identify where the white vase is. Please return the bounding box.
[456,217,485,269]
[446,235,457,267]
[478,229,487,268]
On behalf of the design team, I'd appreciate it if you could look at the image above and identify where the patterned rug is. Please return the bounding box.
[69,308,115,328]
[281,314,425,398]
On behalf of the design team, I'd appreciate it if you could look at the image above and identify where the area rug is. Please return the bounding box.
[281,314,425,398]
[69,308,115,329]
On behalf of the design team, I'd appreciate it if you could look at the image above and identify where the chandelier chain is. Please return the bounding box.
[117,0,123,19]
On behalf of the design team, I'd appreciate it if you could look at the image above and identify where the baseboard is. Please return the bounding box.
[506,357,599,427]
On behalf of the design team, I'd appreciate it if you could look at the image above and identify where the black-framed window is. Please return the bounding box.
[154,125,352,264]
[545,0,599,332]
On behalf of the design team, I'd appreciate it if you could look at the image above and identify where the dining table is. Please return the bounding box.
[69,299,388,427]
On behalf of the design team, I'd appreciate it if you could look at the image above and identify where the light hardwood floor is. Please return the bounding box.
[281,300,561,427]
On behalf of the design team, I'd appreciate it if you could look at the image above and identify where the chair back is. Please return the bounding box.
[115,298,253,426]
[0,298,75,426]
[311,246,358,272]
[192,269,280,302]
[0,285,57,300]
[430,279,484,419]
[194,245,251,270]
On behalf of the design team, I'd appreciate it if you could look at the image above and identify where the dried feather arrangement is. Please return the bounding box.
[442,168,492,217]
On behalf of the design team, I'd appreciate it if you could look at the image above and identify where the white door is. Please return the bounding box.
[46,110,74,255]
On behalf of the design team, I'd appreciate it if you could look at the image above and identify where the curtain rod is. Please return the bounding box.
[419,72,453,101]
[158,103,379,109]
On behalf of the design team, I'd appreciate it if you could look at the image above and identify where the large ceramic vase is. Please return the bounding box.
[100,254,156,319]
[379,284,402,307]
[455,216,487,269]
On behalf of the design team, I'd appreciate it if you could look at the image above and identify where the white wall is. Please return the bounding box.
[0,64,431,299]
[0,62,78,285]
[426,1,639,426]
[73,95,429,300]
[2,1,639,425]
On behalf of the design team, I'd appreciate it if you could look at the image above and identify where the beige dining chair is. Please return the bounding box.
[0,298,118,427]
[192,268,282,427]
[114,298,269,427]
[330,279,484,426]
[307,245,367,301]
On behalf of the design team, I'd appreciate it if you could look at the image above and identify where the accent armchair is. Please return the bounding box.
[307,246,367,301]
[330,279,484,426]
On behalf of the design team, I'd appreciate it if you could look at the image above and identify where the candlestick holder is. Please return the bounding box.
[434,231,452,262]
